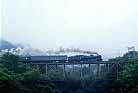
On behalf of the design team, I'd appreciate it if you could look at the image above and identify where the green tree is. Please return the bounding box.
[118,57,138,86]
[0,64,12,80]
[0,52,19,72]
[0,52,57,92]
[0,52,42,80]
[107,51,138,91]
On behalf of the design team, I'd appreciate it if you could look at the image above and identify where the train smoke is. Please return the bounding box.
[52,48,99,55]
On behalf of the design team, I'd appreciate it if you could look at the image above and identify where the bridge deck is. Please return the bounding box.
[28,61,127,65]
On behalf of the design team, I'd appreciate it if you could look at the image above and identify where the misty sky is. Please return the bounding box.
[1,0,138,58]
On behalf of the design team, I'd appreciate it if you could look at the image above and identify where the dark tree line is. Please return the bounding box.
[0,52,58,93]
[105,51,138,92]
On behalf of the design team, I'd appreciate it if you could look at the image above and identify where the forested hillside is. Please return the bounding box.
[0,51,137,92]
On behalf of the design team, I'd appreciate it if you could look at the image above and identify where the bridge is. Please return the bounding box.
[25,61,127,80]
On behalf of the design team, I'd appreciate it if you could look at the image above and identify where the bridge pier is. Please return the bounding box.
[36,64,39,71]
[45,64,48,76]
[89,64,91,73]
[72,64,74,75]
[107,64,110,73]
[56,64,58,72]
[80,64,83,80]
[97,63,101,80]
[116,63,119,80]
[63,64,66,80]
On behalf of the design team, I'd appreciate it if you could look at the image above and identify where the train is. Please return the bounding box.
[19,54,102,63]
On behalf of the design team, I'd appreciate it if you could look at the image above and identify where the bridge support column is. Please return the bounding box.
[107,64,110,73]
[80,64,83,80]
[36,64,39,71]
[45,64,48,76]
[63,64,66,80]
[72,64,74,75]
[97,63,101,80]
[56,64,57,72]
[89,64,91,73]
[116,63,119,80]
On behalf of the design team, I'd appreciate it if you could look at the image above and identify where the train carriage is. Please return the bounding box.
[23,55,68,63]
[20,54,102,63]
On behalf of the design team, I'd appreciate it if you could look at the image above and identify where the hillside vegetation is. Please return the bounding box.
[0,51,137,92]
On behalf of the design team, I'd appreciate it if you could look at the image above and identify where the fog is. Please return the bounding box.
[1,0,138,58]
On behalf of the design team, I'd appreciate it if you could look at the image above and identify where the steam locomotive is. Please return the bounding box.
[20,54,102,63]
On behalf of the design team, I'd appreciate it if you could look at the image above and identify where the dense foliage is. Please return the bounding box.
[0,53,41,80]
[0,52,58,92]
[107,51,138,91]
[117,57,138,87]
[0,51,138,92]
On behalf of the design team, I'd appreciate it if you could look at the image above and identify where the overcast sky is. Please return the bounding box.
[1,0,138,58]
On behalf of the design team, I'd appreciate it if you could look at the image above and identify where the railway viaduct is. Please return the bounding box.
[24,61,127,80]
